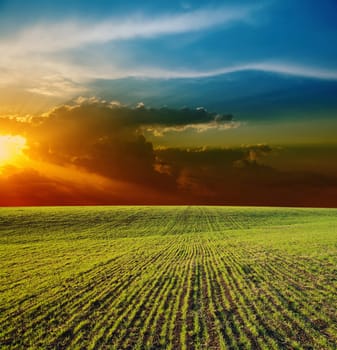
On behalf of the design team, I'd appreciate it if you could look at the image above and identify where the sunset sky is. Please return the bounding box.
[0,0,337,206]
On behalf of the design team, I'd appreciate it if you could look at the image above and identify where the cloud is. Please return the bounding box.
[26,75,87,97]
[0,4,261,96]
[245,62,337,81]
[47,98,236,130]
[138,106,238,136]
[1,5,256,55]
[155,146,337,206]
[122,62,337,80]
[20,100,236,189]
[31,60,337,84]
[145,120,240,136]
[3,58,337,101]
[2,101,337,207]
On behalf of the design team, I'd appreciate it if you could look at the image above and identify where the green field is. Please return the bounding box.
[1,206,336,349]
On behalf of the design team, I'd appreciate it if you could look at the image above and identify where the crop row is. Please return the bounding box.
[1,206,336,349]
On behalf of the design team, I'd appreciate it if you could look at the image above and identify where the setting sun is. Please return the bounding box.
[0,135,27,166]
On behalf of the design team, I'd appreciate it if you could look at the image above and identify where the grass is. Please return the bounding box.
[0,206,336,349]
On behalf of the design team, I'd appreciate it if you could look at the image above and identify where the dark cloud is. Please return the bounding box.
[23,99,236,188]
[65,98,235,127]
[155,146,276,202]
[1,98,337,207]
[155,146,337,206]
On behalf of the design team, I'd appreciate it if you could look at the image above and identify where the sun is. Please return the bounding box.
[0,135,27,166]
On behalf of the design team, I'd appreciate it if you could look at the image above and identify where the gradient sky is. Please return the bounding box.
[0,0,337,206]
[1,0,337,99]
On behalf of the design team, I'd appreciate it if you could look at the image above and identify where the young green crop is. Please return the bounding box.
[0,206,336,349]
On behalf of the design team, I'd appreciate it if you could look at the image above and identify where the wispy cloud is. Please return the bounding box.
[0,4,259,96]
[2,56,337,100]
[1,5,256,55]
[117,62,337,80]
[47,60,337,84]
[249,62,337,80]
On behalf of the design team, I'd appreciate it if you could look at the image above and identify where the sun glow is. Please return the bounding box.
[0,135,27,165]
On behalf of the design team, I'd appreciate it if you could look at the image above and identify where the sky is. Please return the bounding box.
[0,0,337,206]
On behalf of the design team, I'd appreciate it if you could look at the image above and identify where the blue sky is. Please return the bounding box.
[0,0,337,100]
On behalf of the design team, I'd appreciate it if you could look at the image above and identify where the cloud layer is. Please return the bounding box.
[1,100,337,207]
